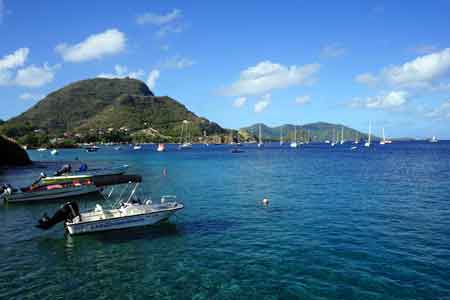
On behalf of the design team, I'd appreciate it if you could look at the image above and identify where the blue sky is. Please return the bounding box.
[1,1,450,138]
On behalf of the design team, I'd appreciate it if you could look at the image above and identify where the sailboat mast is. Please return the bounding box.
[280,127,283,144]
[368,122,372,144]
[259,124,262,144]
[382,127,385,142]
[179,122,185,144]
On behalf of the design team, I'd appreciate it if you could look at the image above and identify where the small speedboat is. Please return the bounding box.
[133,145,142,150]
[36,182,184,235]
[290,142,298,148]
[179,143,192,149]
[156,143,165,152]
[1,179,100,204]
[50,149,58,155]
[37,148,47,152]
[85,145,99,152]
[44,164,128,184]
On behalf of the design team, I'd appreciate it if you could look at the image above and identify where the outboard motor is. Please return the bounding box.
[55,164,72,176]
[36,201,80,230]
[0,184,13,196]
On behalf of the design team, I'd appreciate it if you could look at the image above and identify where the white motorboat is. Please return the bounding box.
[85,145,100,152]
[50,149,58,155]
[179,142,192,149]
[1,179,100,204]
[37,148,47,152]
[36,182,184,235]
[156,143,165,152]
[430,136,438,143]
[133,145,142,150]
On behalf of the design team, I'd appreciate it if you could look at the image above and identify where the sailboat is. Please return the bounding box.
[354,132,359,144]
[364,122,372,147]
[290,126,298,148]
[179,120,192,149]
[379,127,392,145]
[236,131,242,146]
[331,128,336,147]
[202,131,209,146]
[257,124,263,148]
[430,136,438,143]
[340,127,345,144]
[280,127,284,146]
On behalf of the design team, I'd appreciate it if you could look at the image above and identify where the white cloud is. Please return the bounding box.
[232,97,246,108]
[136,9,181,25]
[146,69,160,90]
[295,95,311,105]
[56,29,126,62]
[424,99,450,119]
[0,69,11,85]
[14,64,56,87]
[355,48,450,89]
[321,44,347,58]
[19,92,45,101]
[0,48,29,70]
[254,94,271,113]
[354,73,378,86]
[98,64,145,79]
[348,91,409,109]
[221,61,320,96]
[156,23,184,38]
[160,55,195,69]
[136,9,184,38]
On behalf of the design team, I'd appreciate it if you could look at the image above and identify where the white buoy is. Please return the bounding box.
[262,198,269,206]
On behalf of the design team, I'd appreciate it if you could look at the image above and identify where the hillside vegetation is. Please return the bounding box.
[0,78,226,145]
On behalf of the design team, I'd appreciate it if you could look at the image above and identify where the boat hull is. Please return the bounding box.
[4,185,101,203]
[41,175,92,185]
[66,207,182,235]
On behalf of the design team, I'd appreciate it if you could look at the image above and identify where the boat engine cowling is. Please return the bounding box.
[36,201,80,230]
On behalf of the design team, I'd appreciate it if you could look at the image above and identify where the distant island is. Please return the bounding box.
[0,77,379,148]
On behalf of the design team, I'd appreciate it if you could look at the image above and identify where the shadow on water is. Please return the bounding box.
[177,218,236,236]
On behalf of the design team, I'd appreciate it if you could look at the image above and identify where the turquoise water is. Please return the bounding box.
[1,142,450,299]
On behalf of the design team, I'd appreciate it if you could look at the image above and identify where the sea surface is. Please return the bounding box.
[1,142,449,300]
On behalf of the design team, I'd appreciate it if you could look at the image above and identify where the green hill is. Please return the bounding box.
[241,122,372,142]
[0,78,226,144]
